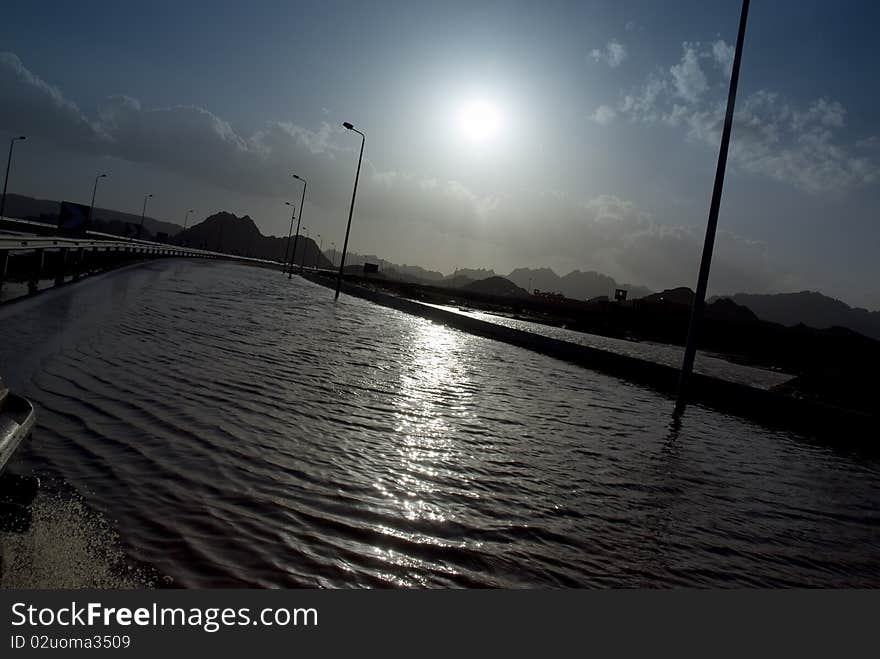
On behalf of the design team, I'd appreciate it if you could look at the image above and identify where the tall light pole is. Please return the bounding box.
[181,209,194,246]
[283,201,296,273]
[335,121,365,300]
[330,242,337,268]
[674,0,750,418]
[87,173,107,226]
[1,135,26,221]
[290,174,307,278]
[138,193,153,239]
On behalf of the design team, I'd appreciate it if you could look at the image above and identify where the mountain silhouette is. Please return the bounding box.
[462,276,529,298]
[641,287,695,306]
[721,291,880,341]
[178,212,330,267]
[6,195,879,340]
[507,267,652,301]
[447,268,497,286]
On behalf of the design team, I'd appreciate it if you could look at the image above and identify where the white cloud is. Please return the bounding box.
[608,42,880,193]
[711,39,735,77]
[792,98,845,130]
[670,44,708,103]
[0,51,109,150]
[590,40,627,68]
[589,105,618,125]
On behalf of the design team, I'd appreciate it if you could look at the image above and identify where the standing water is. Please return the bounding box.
[1,260,878,587]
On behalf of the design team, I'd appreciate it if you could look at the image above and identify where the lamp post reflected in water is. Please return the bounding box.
[336,121,365,300]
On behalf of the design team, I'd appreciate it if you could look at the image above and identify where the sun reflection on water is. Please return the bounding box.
[374,320,477,524]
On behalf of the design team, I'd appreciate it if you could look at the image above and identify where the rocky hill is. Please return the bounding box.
[177,212,331,266]
[507,267,651,301]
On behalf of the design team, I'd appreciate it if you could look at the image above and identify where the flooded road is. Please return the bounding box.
[1,260,877,587]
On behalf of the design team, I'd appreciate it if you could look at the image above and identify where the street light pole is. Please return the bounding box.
[330,242,336,268]
[674,0,750,418]
[138,193,153,239]
[283,201,296,273]
[1,136,26,221]
[290,174,307,278]
[87,173,107,227]
[335,121,365,300]
[181,208,193,246]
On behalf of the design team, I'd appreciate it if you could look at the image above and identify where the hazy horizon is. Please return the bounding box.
[2,0,878,309]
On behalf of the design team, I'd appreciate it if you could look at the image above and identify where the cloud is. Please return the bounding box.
[670,44,708,103]
[589,105,618,125]
[620,75,666,123]
[0,51,109,150]
[0,50,785,295]
[711,39,735,77]
[603,42,880,193]
[590,40,627,68]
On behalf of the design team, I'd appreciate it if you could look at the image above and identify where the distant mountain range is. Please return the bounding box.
[5,193,878,340]
[506,267,652,301]
[717,292,880,341]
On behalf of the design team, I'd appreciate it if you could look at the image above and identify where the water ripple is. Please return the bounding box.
[0,260,878,587]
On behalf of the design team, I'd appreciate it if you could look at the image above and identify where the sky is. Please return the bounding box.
[1,0,879,308]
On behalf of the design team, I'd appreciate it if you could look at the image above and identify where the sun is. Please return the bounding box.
[458,99,504,143]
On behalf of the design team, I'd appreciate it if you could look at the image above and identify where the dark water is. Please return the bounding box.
[1,260,878,587]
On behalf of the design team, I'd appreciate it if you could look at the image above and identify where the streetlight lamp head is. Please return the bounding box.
[99,173,107,178]
[342,122,354,130]
[285,201,292,206]
[292,174,301,180]
[18,136,26,140]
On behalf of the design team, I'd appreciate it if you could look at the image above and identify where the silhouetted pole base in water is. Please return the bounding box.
[674,0,750,419]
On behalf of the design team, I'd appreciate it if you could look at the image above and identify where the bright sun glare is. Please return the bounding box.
[458,100,503,143]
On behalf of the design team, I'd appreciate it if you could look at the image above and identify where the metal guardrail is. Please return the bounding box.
[0,215,282,267]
